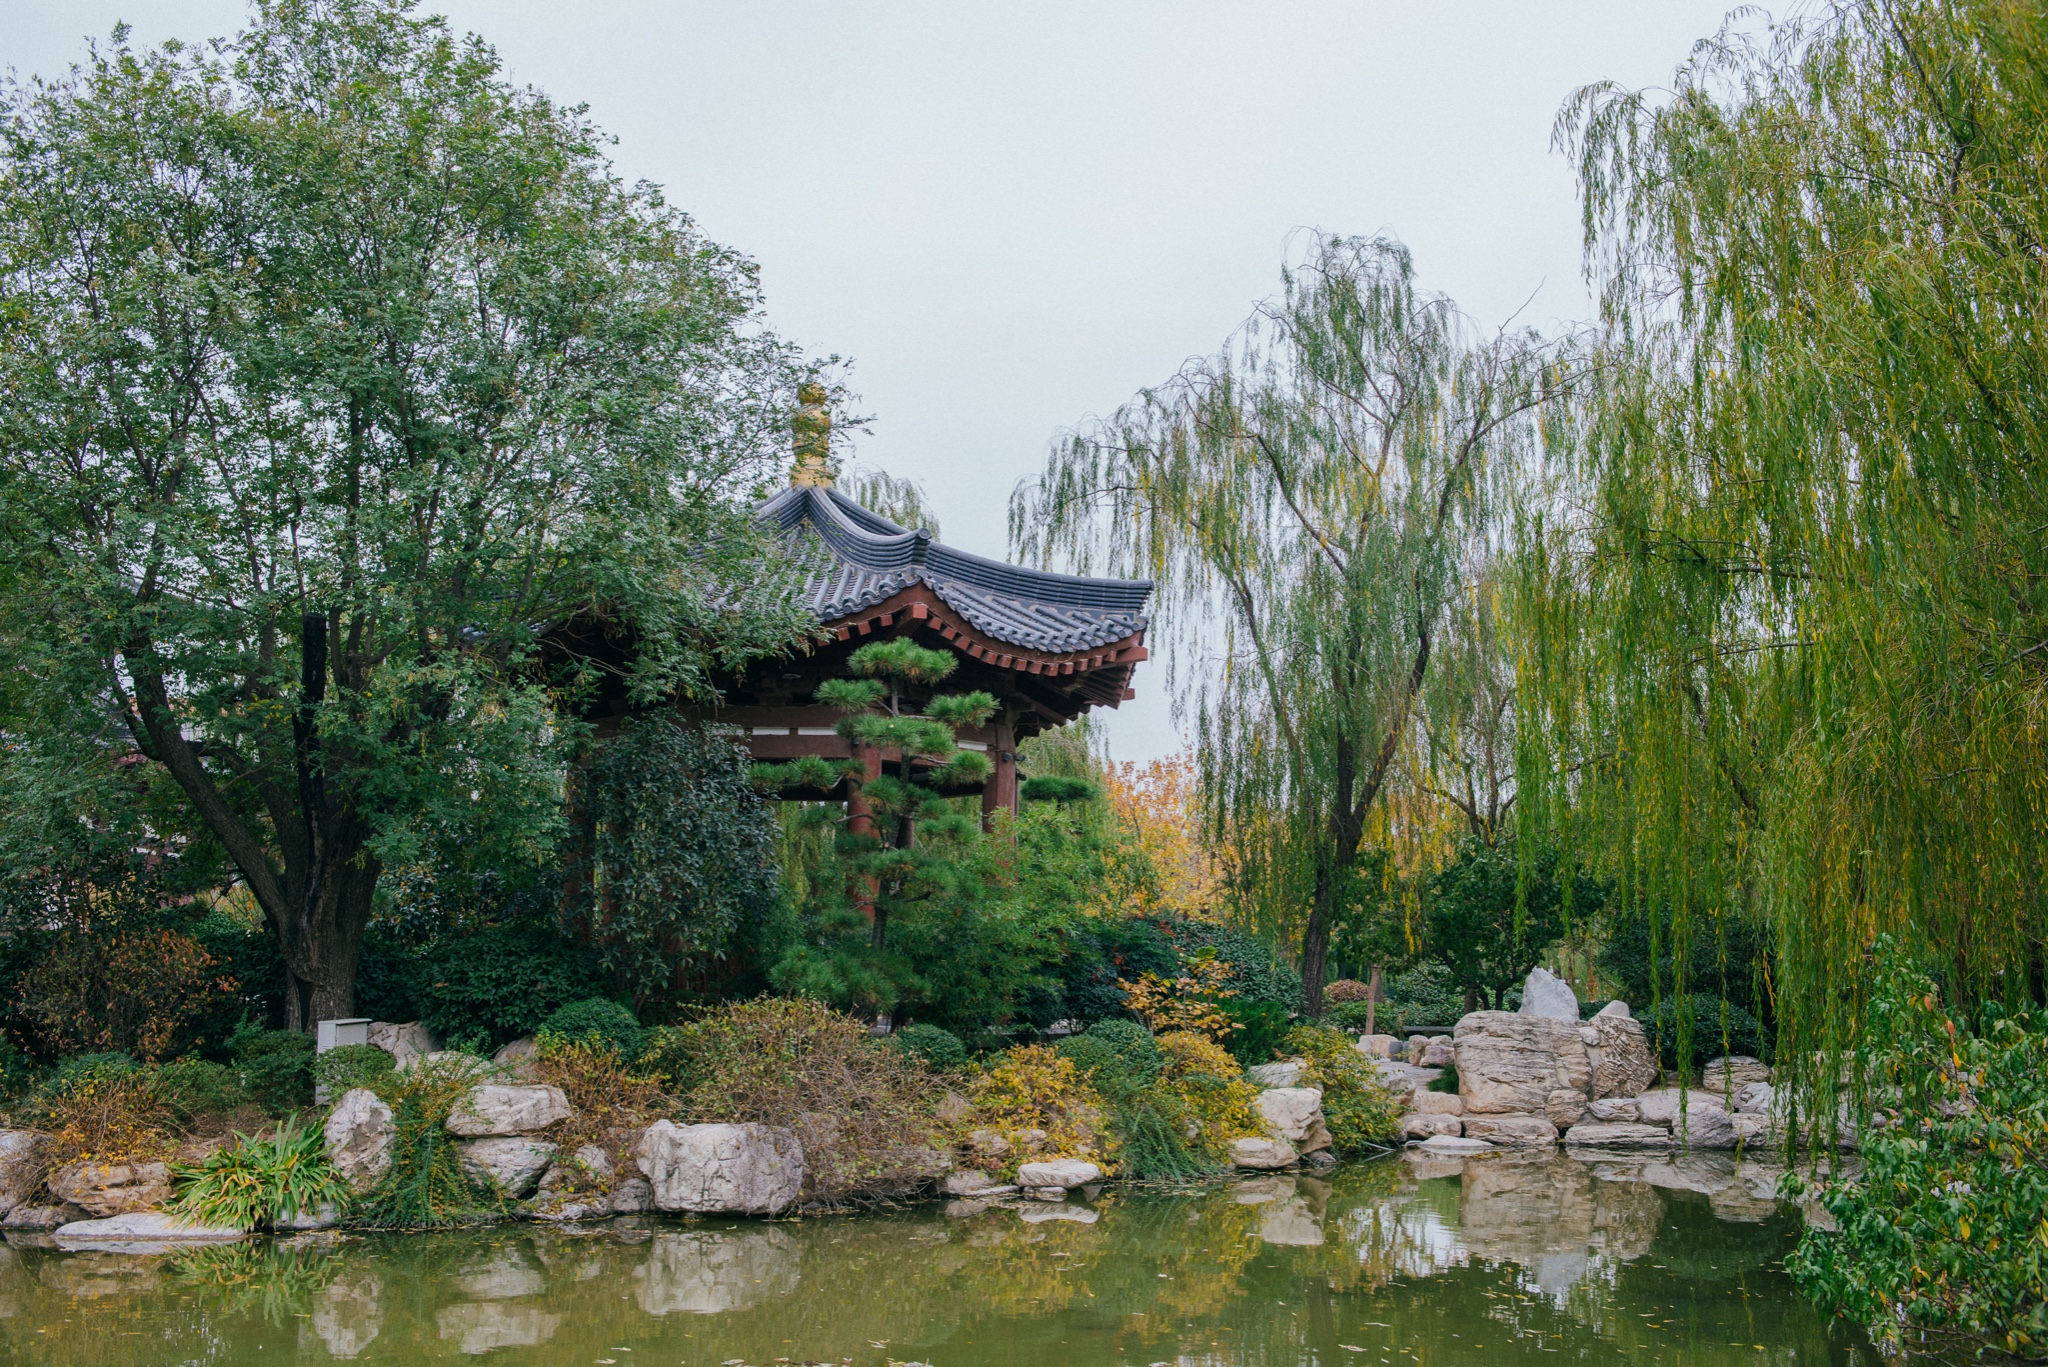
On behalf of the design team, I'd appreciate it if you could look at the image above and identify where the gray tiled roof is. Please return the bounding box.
[756,486,1151,654]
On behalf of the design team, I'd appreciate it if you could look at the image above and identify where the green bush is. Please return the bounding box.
[1220,997,1293,1067]
[891,1023,966,1070]
[537,998,644,1060]
[1055,1019,1164,1096]
[51,1050,139,1087]
[169,1113,351,1229]
[1644,994,1771,1073]
[1326,1000,1377,1033]
[1286,1023,1403,1152]
[1385,963,1463,1029]
[312,1044,395,1096]
[637,1024,692,1090]
[354,1054,501,1227]
[1160,917,1303,1013]
[410,926,607,1050]
[230,1026,314,1113]
[155,1059,244,1124]
[0,1036,34,1099]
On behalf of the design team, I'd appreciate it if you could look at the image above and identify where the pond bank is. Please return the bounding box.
[0,1151,1875,1366]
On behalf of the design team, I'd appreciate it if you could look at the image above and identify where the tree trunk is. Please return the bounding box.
[1364,961,1383,1036]
[1301,869,1334,1017]
[1464,983,1479,1016]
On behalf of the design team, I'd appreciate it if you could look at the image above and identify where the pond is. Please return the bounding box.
[0,1149,1874,1366]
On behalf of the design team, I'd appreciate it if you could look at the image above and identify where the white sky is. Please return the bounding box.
[4,1,1740,762]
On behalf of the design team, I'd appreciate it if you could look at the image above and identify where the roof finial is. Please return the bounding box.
[791,381,832,487]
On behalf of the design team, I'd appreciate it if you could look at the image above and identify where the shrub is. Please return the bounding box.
[528,1037,670,1178]
[354,1053,499,1228]
[312,1044,395,1096]
[1157,917,1304,1013]
[155,1059,246,1127]
[0,1036,34,1099]
[20,1060,172,1166]
[1053,918,1178,1026]
[1220,997,1293,1066]
[15,928,232,1061]
[1644,994,1771,1074]
[230,1026,315,1113]
[1122,954,1241,1040]
[891,1023,966,1071]
[538,998,644,1060]
[971,1044,1116,1179]
[1384,963,1463,1030]
[169,1114,351,1229]
[1327,1000,1376,1033]
[673,997,942,1204]
[1055,1019,1163,1096]
[409,925,606,1050]
[1150,1031,1261,1166]
[1286,1023,1403,1152]
[1324,979,1371,1003]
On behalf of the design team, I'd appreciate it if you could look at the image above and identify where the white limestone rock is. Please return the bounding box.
[1586,1010,1660,1100]
[0,1131,42,1216]
[1230,1136,1298,1170]
[1596,999,1633,1019]
[1414,1134,1494,1154]
[1562,1122,1673,1149]
[367,1021,436,1068]
[1243,1061,1306,1089]
[1519,966,1580,1020]
[491,1037,540,1080]
[1354,1034,1400,1059]
[1015,1159,1102,1189]
[1400,1112,1463,1139]
[324,1088,396,1193]
[607,1178,653,1214]
[942,1170,1004,1196]
[634,1121,804,1215]
[1415,1090,1464,1116]
[54,1211,245,1249]
[1255,1087,1330,1152]
[1735,1082,1775,1115]
[1636,1087,1725,1129]
[47,1160,171,1217]
[1461,1114,1560,1148]
[457,1137,558,1198]
[1587,1097,1642,1123]
[3,1202,88,1229]
[446,1084,570,1138]
[1702,1056,1772,1091]
[1454,1011,1592,1125]
[1418,1037,1456,1068]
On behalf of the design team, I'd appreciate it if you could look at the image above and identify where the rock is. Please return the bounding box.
[1586,1010,1659,1099]
[943,1170,1004,1196]
[491,1037,539,1080]
[1230,1137,1298,1169]
[47,1160,171,1217]
[1354,1034,1400,1058]
[1013,1127,1050,1152]
[965,1129,1013,1160]
[436,1303,563,1354]
[1635,1087,1725,1129]
[324,1088,396,1193]
[4,1203,88,1229]
[1596,999,1632,1019]
[54,1212,246,1249]
[634,1121,804,1215]
[1370,1060,1443,1107]
[1587,1097,1641,1122]
[1418,1037,1456,1067]
[1702,1056,1772,1091]
[1401,1112,1463,1139]
[0,1132,41,1216]
[1462,1114,1559,1147]
[447,1084,571,1138]
[1254,1088,1328,1151]
[1519,966,1580,1020]
[1416,1090,1464,1116]
[1244,1061,1305,1089]
[1415,1134,1494,1154]
[607,1178,652,1214]
[1028,1186,1067,1201]
[1672,1106,1739,1150]
[1544,1088,1591,1129]
[1735,1082,1775,1115]
[1730,1113,1774,1145]
[457,1138,559,1198]
[1562,1123,1673,1149]
[935,1091,974,1126]
[367,1021,435,1068]
[1015,1159,1102,1189]
[539,1145,614,1195]
[1455,1011,1592,1122]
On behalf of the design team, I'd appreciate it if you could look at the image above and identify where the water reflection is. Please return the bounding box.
[0,1152,1872,1366]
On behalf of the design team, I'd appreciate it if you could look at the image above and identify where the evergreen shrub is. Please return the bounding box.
[1286,1023,1403,1152]
[890,1023,966,1070]
[230,1026,314,1113]
[155,1059,245,1125]
[538,998,644,1060]
[409,925,606,1050]
[312,1044,395,1096]
[1644,994,1771,1073]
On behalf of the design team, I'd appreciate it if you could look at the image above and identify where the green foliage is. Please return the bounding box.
[1159,918,1303,1013]
[155,1060,245,1126]
[1424,841,1592,1011]
[1219,998,1293,1067]
[1644,994,1771,1074]
[1600,904,1770,1018]
[1053,918,1179,1027]
[354,1056,500,1228]
[538,999,645,1061]
[570,723,781,1009]
[1786,939,2048,1360]
[169,1114,350,1229]
[0,0,821,1021]
[311,1045,395,1097]
[889,1023,966,1070]
[1022,776,1099,805]
[1287,1023,1403,1152]
[1384,962,1464,1030]
[230,1027,314,1115]
[1054,1019,1165,1095]
[0,1035,35,1100]
[409,925,606,1050]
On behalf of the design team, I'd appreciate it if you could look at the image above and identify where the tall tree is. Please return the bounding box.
[1013,236,1559,1012]
[0,1,817,1027]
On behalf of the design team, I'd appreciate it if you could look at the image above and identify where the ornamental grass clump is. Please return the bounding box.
[672,997,943,1205]
[1055,1021,1212,1181]
[168,1114,350,1230]
[353,1053,500,1229]
[1285,1022,1402,1152]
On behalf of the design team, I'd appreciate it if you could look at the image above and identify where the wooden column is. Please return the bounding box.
[982,715,1019,828]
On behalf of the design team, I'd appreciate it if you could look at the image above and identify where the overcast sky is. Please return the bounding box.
[5,1,1741,761]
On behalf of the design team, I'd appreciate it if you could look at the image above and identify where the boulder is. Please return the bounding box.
[1671,1106,1739,1150]
[491,1037,540,1080]
[1400,1113,1463,1139]
[1519,966,1580,1020]
[55,1212,246,1249]
[608,1178,653,1214]
[446,1085,571,1138]
[4,1202,88,1229]
[1462,1113,1559,1147]
[1454,1012,1591,1121]
[965,1129,1013,1161]
[1595,999,1633,1020]
[1370,1060,1443,1108]
[1562,1123,1672,1149]
[634,1121,804,1215]
[457,1138,559,1198]
[1415,1134,1494,1154]
[942,1170,1005,1197]
[935,1091,974,1126]
[47,1160,171,1217]
[1255,1088,1329,1153]
[1545,1088,1591,1129]
[1702,1056,1772,1091]
[324,1088,396,1193]
[1730,1113,1775,1145]
[1586,1010,1659,1100]
[1636,1087,1724,1129]
[1354,1034,1400,1059]
[1415,1090,1464,1116]
[367,1021,436,1068]
[1015,1159,1102,1190]
[1418,1037,1456,1068]
[1587,1097,1642,1123]
[0,1131,42,1216]
[1243,1061,1306,1089]
[1735,1082,1775,1115]
[1229,1137,1298,1170]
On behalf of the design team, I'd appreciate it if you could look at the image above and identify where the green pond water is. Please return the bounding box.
[0,1150,1874,1366]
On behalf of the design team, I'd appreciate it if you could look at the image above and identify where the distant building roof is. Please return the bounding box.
[756,485,1152,656]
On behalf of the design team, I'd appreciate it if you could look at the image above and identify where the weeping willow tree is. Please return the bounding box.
[1518,0,2048,1118]
[1013,235,1559,1013]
